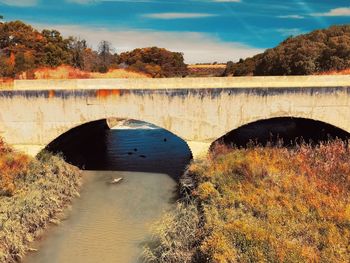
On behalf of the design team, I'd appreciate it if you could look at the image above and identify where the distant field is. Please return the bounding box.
[188,64,226,77]
[29,65,150,79]
[188,64,226,69]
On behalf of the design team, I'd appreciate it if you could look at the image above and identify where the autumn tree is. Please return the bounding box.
[41,29,72,67]
[223,25,350,76]
[118,47,188,77]
[68,37,87,69]
[81,48,101,72]
[97,40,117,72]
[0,21,44,77]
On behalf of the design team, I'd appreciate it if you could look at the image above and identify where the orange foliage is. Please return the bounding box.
[319,68,350,75]
[0,78,14,89]
[9,52,15,66]
[0,139,30,196]
[192,141,350,262]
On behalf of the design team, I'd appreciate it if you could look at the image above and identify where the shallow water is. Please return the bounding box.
[25,171,176,263]
[25,122,192,263]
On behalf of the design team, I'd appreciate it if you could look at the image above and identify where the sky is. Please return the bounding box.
[0,0,349,63]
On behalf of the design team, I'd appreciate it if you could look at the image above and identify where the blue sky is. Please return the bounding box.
[0,0,349,63]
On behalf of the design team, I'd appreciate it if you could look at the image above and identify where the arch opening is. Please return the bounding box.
[45,118,192,179]
[212,117,350,148]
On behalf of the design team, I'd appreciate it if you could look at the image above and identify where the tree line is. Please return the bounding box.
[223,25,350,76]
[2,19,349,78]
[0,20,188,78]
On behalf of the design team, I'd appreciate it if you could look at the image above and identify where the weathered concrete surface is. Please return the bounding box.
[12,75,350,90]
[1,76,350,158]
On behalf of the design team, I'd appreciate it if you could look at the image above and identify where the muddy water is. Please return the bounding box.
[25,122,192,263]
[25,171,176,263]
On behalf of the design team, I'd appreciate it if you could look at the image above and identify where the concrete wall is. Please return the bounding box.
[1,76,350,157]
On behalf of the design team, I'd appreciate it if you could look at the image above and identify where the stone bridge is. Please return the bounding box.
[1,76,350,158]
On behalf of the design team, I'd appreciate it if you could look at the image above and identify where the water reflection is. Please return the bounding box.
[48,120,192,179]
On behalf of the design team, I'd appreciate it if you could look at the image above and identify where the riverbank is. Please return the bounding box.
[145,141,350,262]
[0,139,82,262]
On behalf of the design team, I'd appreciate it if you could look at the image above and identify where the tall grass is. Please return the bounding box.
[0,139,81,262]
[145,140,350,262]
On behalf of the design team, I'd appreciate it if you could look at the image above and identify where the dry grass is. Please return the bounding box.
[0,139,82,262]
[89,68,150,78]
[143,202,203,263]
[146,140,350,262]
[18,65,150,80]
[0,65,150,89]
[0,79,14,90]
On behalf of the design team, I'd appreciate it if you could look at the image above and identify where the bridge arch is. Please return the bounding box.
[43,118,193,174]
[212,117,350,148]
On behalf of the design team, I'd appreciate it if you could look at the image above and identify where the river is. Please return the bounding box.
[24,121,192,263]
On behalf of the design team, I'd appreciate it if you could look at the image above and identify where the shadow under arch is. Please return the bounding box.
[212,117,350,148]
[45,118,192,180]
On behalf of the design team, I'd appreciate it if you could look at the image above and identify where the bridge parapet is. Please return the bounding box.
[11,75,350,90]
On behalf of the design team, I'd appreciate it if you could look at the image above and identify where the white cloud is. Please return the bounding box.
[0,0,38,6]
[277,15,304,19]
[276,28,304,37]
[33,24,263,63]
[143,12,216,19]
[312,7,350,17]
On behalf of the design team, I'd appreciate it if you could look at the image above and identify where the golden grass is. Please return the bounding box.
[319,69,350,75]
[0,79,14,90]
[89,68,150,78]
[0,139,82,262]
[146,141,350,262]
[19,65,150,80]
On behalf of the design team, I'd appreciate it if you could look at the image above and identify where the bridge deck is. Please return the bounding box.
[8,75,350,90]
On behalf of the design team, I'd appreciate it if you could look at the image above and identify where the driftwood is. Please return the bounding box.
[110,177,123,184]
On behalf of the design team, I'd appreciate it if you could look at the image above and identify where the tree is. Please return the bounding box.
[41,29,72,67]
[223,25,350,76]
[118,47,188,77]
[68,37,87,69]
[97,40,117,72]
[81,48,100,72]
